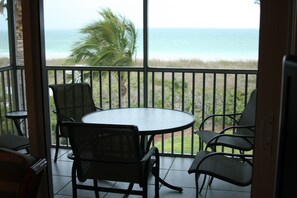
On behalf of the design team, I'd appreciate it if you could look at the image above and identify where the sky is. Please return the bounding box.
[42,0,260,30]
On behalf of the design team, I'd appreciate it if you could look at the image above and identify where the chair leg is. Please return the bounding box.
[93,179,99,198]
[195,173,200,198]
[143,183,148,198]
[154,149,160,198]
[153,166,160,198]
[208,176,214,186]
[54,125,60,162]
[123,183,134,198]
[199,174,207,193]
[54,135,59,162]
[72,163,78,198]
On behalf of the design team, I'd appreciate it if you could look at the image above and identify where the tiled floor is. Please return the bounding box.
[51,148,251,198]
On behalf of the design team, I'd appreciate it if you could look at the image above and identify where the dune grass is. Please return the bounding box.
[134,58,257,69]
[1,56,258,69]
[0,57,9,66]
[43,57,257,69]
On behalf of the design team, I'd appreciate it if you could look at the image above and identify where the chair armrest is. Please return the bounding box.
[199,113,242,130]
[219,125,255,134]
[206,128,255,149]
[52,108,76,123]
[96,107,105,111]
[141,147,159,162]
[67,152,75,160]
[58,117,76,123]
[30,158,47,174]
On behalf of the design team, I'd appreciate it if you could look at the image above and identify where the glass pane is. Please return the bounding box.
[148,0,260,68]
[44,0,143,66]
[0,0,9,67]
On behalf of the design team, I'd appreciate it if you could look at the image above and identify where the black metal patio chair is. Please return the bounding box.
[197,89,257,152]
[188,151,253,198]
[0,148,47,198]
[49,83,102,162]
[62,122,160,198]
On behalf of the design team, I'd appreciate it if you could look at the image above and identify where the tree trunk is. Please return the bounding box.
[15,0,23,65]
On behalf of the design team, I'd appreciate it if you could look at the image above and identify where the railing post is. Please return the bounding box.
[143,0,148,107]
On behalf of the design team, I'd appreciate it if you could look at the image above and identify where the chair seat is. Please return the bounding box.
[197,130,254,151]
[0,134,29,151]
[188,151,252,186]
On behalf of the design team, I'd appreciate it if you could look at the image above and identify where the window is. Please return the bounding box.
[44,0,143,66]
[148,0,260,68]
[44,0,260,69]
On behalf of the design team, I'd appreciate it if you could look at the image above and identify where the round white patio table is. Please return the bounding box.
[82,107,196,192]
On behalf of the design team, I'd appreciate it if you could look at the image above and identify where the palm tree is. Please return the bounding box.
[68,8,137,66]
[1,0,23,64]
[67,8,137,96]
[0,0,5,15]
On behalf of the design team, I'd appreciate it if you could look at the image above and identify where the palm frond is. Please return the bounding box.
[68,8,137,67]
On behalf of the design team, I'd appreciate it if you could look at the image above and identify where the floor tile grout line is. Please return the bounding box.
[54,179,72,196]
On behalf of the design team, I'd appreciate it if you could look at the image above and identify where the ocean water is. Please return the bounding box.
[0,28,259,61]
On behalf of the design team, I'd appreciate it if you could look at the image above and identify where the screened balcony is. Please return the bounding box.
[0,0,258,197]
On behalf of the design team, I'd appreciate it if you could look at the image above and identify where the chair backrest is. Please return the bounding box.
[236,89,257,135]
[49,83,97,122]
[0,148,47,198]
[64,122,144,183]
